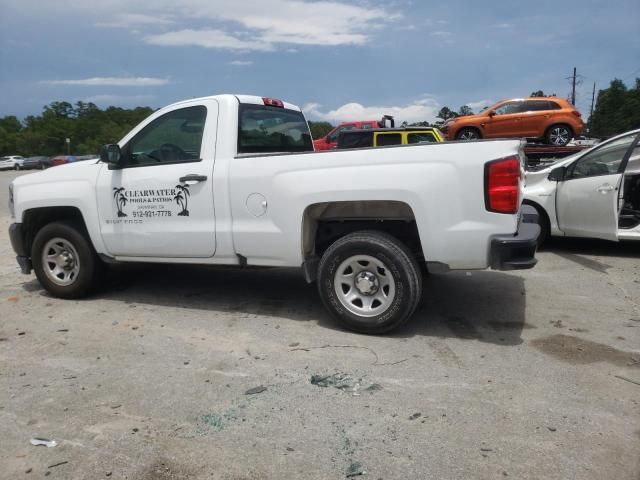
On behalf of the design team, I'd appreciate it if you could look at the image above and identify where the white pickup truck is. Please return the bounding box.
[8,94,539,333]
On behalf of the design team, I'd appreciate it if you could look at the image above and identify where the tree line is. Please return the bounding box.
[0,101,154,157]
[1,77,638,155]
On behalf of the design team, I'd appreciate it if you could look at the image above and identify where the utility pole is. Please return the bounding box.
[571,67,577,106]
[588,81,596,133]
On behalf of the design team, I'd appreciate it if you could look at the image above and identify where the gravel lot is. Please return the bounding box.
[1,169,639,479]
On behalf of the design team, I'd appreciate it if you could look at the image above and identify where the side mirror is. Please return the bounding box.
[488,110,496,117]
[325,136,332,144]
[100,144,121,166]
[548,166,566,182]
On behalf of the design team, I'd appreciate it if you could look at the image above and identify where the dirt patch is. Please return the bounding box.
[137,459,195,480]
[531,334,640,367]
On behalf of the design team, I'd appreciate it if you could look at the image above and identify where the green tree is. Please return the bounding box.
[530,90,545,97]
[436,107,457,122]
[590,78,640,137]
[458,105,473,116]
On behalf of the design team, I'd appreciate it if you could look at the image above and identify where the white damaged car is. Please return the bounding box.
[524,129,640,244]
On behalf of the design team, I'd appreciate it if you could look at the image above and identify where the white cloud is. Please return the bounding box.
[145,29,274,51]
[42,77,170,87]
[430,31,451,37]
[80,94,155,104]
[303,97,441,125]
[96,13,174,27]
[466,99,494,111]
[21,0,395,51]
[230,60,253,66]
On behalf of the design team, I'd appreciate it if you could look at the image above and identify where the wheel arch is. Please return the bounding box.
[300,200,424,281]
[21,207,92,259]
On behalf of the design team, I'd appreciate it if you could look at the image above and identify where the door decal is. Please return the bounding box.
[107,184,192,223]
[174,184,190,216]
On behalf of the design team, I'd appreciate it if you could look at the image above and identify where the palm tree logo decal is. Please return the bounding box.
[174,184,190,216]
[112,187,128,217]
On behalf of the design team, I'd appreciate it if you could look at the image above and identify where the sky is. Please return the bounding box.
[0,0,638,125]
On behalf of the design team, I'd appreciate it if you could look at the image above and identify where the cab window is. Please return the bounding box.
[376,133,402,146]
[327,124,355,143]
[238,104,312,153]
[523,101,550,112]
[568,134,637,179]
[407,132,437,144]
[124,106,206,167]
[494,101,524,115]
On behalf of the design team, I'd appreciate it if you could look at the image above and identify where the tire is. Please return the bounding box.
[456,127,481,141]
[317,231,422,334]
[14,164,20,171]
[545,124,573,146]
[31,221,103,299]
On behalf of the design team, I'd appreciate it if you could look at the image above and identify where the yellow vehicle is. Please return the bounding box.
[337,127,444,149]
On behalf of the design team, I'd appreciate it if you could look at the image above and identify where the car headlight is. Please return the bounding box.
[8,182,15,218]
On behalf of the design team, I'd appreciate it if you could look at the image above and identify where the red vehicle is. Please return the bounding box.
[313,116,394,151]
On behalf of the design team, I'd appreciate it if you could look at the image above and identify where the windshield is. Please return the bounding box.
[238,104,313,154]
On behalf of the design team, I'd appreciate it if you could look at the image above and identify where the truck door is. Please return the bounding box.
[556,133,638,241]
[96,100,218,257]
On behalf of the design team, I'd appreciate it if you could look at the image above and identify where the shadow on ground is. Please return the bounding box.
[23,262,531,346]
[544,237,640,259]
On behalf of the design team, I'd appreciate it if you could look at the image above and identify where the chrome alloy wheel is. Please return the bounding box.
[459,130,479,140]
[334,255,396,318]
[42,237,81,286]
[549,126,570,145]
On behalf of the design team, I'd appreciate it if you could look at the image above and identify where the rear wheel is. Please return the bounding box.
[545,124,573,146]
[317,231,422,334]
[14,164,20,171]
[456,127,481,141]
[32,221,103,299]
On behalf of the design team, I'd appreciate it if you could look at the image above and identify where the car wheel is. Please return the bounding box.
[545,125,573,146]
[14,164,20,171]
[317,231,422,334]
[456,128,481,141]
[31,221,103,299]
[41,163,46,170]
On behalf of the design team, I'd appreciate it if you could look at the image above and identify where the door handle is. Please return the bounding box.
[597,184,615,193]
[179,174,207,185]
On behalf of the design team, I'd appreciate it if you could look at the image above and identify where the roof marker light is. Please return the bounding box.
[263,97,284,108]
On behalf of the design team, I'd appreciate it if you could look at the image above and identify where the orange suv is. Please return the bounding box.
[442,97,584,146]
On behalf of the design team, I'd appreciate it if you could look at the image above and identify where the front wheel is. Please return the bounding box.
[545,125,573,146]
[317,231,422,334]
[456,127,481,141]
[31,221,103,299]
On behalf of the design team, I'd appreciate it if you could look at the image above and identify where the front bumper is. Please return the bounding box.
[489,205,540,271]
[9,223,32,274]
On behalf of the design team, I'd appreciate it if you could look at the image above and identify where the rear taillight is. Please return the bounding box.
[571,110,581,117]
[262,97,284,108]
[485,156,521,214]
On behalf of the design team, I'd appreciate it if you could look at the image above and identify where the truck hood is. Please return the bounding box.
[13,159,102,187]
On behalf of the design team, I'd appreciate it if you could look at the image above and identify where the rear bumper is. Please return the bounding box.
[9,223,32,274]
[489,205,540,271]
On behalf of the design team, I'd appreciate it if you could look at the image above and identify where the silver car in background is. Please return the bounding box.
[524,129,640,244]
